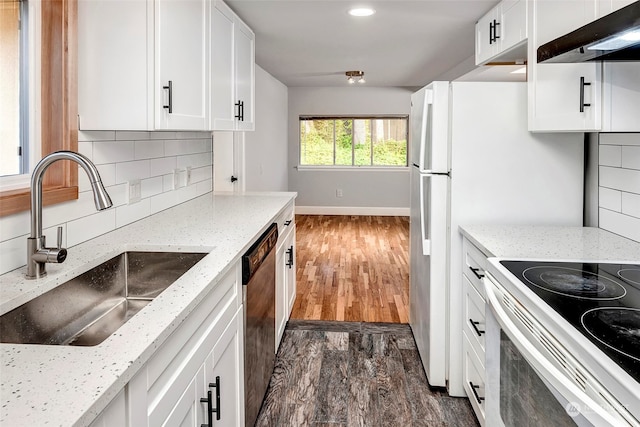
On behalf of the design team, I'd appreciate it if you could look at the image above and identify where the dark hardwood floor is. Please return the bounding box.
[292,215,410,323]
[256,320,479,427]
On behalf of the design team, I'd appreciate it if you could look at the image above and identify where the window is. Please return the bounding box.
[0,0,28,177]
[0,0,79,217]
[299,116,408,167]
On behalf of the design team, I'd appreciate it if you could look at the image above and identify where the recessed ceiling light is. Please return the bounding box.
[348,7,376,17]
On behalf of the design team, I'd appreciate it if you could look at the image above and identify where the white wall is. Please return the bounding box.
[288,86,412,215]
[598,133,640,242]
[0,131,213,275]
[244,66,288,191]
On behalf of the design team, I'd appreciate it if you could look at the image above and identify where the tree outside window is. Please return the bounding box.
[300,116,408,167]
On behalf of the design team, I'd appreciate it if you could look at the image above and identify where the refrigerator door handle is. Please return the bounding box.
[419,175,431,256]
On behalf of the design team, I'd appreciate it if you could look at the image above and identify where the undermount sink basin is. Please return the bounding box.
[0,251,207,346]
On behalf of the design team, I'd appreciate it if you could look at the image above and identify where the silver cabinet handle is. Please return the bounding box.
[163,81,173,113]
[579,76,591,113]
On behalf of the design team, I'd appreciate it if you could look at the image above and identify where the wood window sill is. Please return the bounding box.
[0,186,78,217]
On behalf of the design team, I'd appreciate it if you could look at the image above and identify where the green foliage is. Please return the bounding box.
[300,119,407,166]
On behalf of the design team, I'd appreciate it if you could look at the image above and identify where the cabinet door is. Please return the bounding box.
[88,389,126,427]
[205,307,245,427]
[285,229,297,317]
[475,8,497,65]
[275,241,287,350]
[598,0,635,17]
[211,1,236,131]
[499,0,526,53]
[528,0,601,131]
[156,0,208,130]
[162,366,206,427]
[234,19,255,131]
[78,0,151,130]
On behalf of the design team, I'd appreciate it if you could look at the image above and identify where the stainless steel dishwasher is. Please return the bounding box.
[242,223,278,427]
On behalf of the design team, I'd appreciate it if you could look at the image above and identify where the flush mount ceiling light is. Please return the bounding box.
[348,7,375,17]
[346,70,365,84]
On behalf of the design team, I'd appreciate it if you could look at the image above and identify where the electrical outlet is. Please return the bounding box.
[186,166,192,185]
[336,189,343,198]
[128,179,141,204]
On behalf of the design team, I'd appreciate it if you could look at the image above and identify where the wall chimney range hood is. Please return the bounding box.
[538,1,640,63]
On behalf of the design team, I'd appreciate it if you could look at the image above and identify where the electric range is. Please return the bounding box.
[486,259,640,425]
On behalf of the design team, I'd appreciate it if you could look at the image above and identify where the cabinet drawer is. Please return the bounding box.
[138,265,240,425]
[462,239,488,299]
[463,337,486,426]
[275,201,295,241]
[464,275,486,356]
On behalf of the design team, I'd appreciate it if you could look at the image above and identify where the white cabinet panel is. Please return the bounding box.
[235,20,255,131]
[475,0,526,66]
[155,0,208,130]
[88,390,126,427]
[211,2,236,130]
[161,366,206,427]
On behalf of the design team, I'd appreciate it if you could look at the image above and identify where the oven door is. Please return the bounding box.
[483,273,632,427]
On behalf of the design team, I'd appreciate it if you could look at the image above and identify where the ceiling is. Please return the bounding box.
[225,0,499,88]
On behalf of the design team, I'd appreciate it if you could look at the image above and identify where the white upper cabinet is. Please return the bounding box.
[155,0,209,130]
[78,0,153,131]
[475,0,527,66]
[527,0,601,132]
[210,0,255,131]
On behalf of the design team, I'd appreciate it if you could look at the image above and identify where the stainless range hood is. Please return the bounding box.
[538,1,640,63]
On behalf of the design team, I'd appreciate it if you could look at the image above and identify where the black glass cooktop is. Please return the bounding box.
[500,261,640,383]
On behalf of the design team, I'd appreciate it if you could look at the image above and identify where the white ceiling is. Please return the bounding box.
[225,0,500,88]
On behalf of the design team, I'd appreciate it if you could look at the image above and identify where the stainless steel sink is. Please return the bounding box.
[0,251,207,346]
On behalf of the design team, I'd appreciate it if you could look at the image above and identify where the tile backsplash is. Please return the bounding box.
[598,133,640,243]
[0,131,213,275]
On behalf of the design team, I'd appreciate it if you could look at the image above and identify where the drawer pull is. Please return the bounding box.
[469,319,485,336]
[469,381,485,404]
[286,246,294,268]
[200,376,221,426]
[469,266,484,280]
[284,220,292,226]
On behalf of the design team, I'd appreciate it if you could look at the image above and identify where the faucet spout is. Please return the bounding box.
[27,150,113,279]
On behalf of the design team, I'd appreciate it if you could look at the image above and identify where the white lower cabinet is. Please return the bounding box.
[275,203,296,351]
[121,262,244,427]
[88,390,126,427]
[462,238,488,426]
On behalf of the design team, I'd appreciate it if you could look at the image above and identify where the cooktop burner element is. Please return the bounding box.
[500,260,640,383]
[582,308,640,363]
[619,268,640,286]
[522,266,626,300]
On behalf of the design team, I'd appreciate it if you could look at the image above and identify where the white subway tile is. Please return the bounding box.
[621,146,640,171]
[600,133,640,146]
[176,131,211,139]
[599,187,621,212]
[0,211,30,243]
[150,190,178,214]
[135,140,165,160]
[78,141,93,160]
[93,141,135,165]
[115,131,150,141]
[67,209,116,247]
[162,173,174,192]
[599,166,640,194]
[195,179,212,196]
[150,157,177,177]
[115,198,151,228]
[177,185,199,204]
[149,131,177,140]
[599,208,640,243]
[115,160,151,184]
[622,192,640,219]
[165,138,211,156]
[78,130,115,142]
[42,191,99,230]
[103,183,128,208]
[191,165,212,183]
[599,145,622,167]
[0,234,27,275]
[80,163,116,191]
[141,176,164,199]
[177,153,212,169]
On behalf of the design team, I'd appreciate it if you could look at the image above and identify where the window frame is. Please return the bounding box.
[298,115,409,169]
[0,0,78,217]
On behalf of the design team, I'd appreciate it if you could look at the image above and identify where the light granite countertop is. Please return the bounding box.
[0,192,296,427]
[460,225,640,262]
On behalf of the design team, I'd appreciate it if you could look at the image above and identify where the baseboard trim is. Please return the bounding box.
[295,206,409,216]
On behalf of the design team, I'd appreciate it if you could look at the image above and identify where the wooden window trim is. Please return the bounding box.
[0,0,78,217]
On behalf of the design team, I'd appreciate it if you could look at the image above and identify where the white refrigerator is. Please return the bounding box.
[409,81,584,394]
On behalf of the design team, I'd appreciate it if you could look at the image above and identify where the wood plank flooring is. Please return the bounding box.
[291,215,410,323]
[256,320,479,427]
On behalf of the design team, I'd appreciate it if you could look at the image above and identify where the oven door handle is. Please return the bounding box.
[482,274,631,427]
